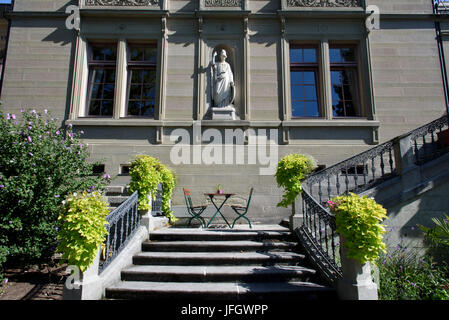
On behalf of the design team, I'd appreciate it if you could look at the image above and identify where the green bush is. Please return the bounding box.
[419,214,449,248]
[377,246,449,300]
[128,155,177,224]
[0,108,110,271]
[331,193,388,264]
[57,191,109,273]
[275,154,317,208]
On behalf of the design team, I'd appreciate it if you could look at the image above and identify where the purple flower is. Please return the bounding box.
[5,113,10,120]
[103,174,111,179]
[55,195,60,198]
[11,114,16,120]
[28,126,32,130]
[67,123,73,128]
[68,132,74,138]
[44,109,48,114]
[4,278,8,285]
[80,130,85,135]
[27,136,32,143]
[21,108,25,113]
[0,185,4,189]
[28,152,33,157]
[56,130,60,135]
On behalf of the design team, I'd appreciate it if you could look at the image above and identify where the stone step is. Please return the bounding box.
[142,240,299,252]
[132,251,306,266]
[149,228,294,242]
[105,280,336,300]
[121,265,316,282]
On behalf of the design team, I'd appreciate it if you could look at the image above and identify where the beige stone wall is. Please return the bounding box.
[1,0,447,222]
[369,20,446,142]
[1,17,75,124]
[367,0,433,14]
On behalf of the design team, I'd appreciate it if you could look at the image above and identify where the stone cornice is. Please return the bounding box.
[85,0,159,6]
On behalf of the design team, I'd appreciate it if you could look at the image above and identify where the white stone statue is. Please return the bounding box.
[211,49,235,109]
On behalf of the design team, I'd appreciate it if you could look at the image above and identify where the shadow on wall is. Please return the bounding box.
[383,181,449,251]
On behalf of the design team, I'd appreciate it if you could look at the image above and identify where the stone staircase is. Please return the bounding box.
[105,225,336,300]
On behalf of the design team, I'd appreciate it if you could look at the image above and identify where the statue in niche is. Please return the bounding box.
[211,49,235,109]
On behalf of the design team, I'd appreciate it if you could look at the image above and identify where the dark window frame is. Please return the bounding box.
[329,44,362,118]
[289,44,322,119]
[85,43,118,118]
[125,43,157,118]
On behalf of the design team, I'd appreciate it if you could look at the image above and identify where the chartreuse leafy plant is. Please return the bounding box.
[0,108,109,276]
[275,154,317,208]
[57,191,109,273]
[128,155,177,224]
[331,193,388,264]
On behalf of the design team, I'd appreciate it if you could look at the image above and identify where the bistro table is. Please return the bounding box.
[204,193,235,228]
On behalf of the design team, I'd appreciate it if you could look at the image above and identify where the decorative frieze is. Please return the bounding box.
[205,0,241,7]
[287,0,361,7]
[85,0,159,6]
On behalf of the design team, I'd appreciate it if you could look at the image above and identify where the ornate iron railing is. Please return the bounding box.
[297,114,448,285]
[409,115,449,165]
[305,139,397,206]
[297,189,342,284]
[99,191,140,273]
[151,183,163,216]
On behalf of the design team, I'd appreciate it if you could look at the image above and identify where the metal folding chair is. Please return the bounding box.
[183,188,207,227]
[230,188,254,229]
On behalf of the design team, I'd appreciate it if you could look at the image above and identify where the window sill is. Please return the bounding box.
[282,119,380,128]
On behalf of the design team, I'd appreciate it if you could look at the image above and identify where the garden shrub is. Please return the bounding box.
[377,245,449,300]
[0,108,110,271]
[330,193,388,264]
[128,155,177,224]
[275,154,317,208]
[57,191,109,273]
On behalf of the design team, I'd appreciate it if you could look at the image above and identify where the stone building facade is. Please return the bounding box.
[0,0,447,223]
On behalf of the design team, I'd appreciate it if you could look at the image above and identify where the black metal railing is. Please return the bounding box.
[305,139,397,206]
[99,191,139,273]
[297,189,342,284]
[409,115,449,165]
[151,183,163,216]
[297,114,448,285]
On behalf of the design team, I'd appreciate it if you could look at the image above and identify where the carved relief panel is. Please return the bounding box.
[84,0,161,7]
[282,0,363,9]
[199,0,247,11]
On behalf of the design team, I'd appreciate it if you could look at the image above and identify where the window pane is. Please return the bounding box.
[303,71,316,85]
[101,101,113,116]
[330,47,356,63]
[93,69,104,83]
[305,102,319,117]
[331,70,343,86]
[92,46,116,61]
[303,49,317,63]
[333,102,345,117]
[291,85,304,101]
[131,70,143,83]
[130,47,144,61]
[142,85,155,99]
[290,48,303,64]
[144,47,157,63]
[129,84,142,100]
[88,100,101,116]
[290,71,303,85]
[104,69,116,83]
[291,101,305,117]
[103,84,115,100]
[142,101,155,117]
[345,102,356,117]
[305,85,317,101]
[90,84,102,100]
[127,101,141,116]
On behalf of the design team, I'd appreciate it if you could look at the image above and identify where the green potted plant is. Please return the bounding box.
[217,184,223,195]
